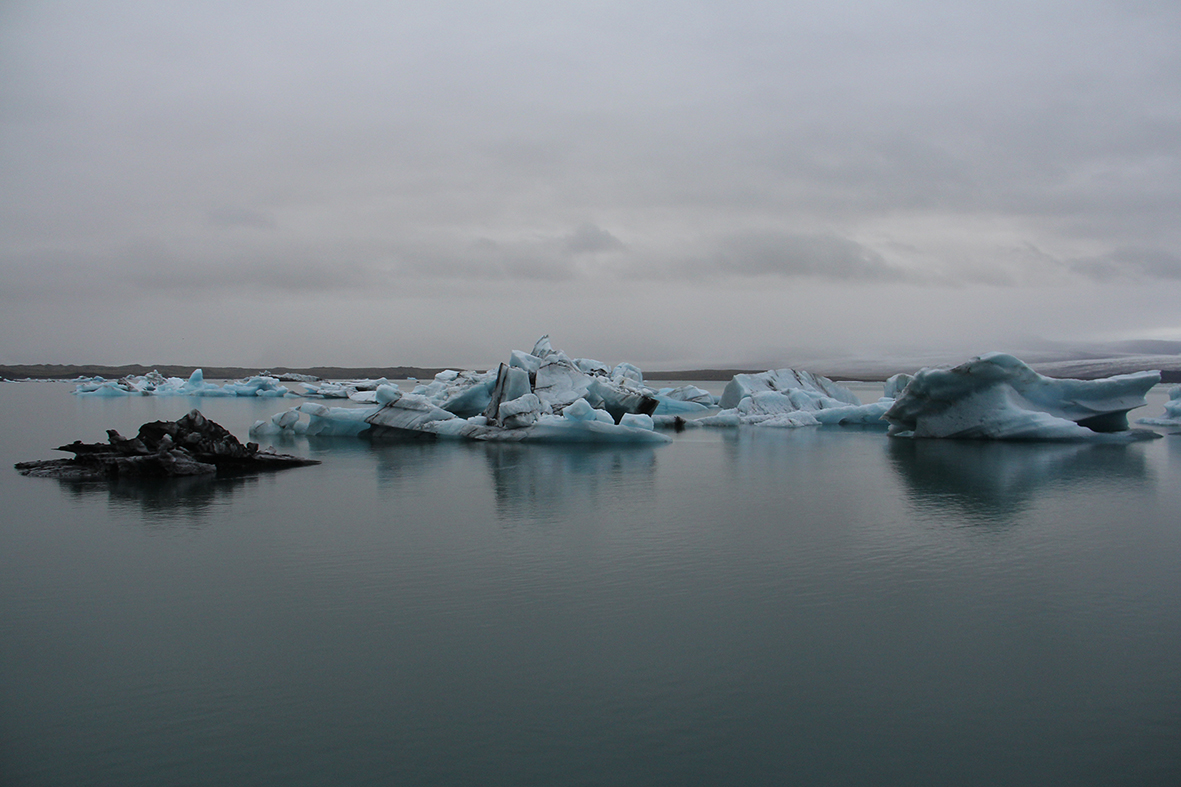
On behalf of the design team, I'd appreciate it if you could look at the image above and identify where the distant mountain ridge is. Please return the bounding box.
[0,364,449,382]
[4,347,1180,384]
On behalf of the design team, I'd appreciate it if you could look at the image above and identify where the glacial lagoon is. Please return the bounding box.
[2,381,1180,785]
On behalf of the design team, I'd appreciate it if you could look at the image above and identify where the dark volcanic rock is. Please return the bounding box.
[15,409,319,480]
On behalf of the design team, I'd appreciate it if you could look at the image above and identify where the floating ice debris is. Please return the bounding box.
[1136,385,1181,427]
[252,335,912,440]
[719,369,861,410]
[16,410,318,480]
[264,371,320,383]
[689,368,887,427]
[251,403,374,437]
[299,377,391,400]
[74,369,293,398]
[884,353,1161,440]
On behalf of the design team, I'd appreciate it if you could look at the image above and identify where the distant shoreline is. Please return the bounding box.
[0,363,793,383]
[2,362,1178,384]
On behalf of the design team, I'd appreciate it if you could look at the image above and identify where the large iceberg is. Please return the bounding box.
[252,339,673,444]
[884,353,1160,440]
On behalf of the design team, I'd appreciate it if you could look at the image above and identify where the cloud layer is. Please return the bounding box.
[2,0,1180,366]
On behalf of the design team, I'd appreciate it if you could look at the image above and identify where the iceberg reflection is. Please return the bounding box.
[887,439,1153,523]
[481,443,657,523]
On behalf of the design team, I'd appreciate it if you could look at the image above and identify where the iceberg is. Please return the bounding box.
[687,367,887,428]
[883,353,1161,440]
[253,341,673,445]
[363,394,669,444]
[1136,385,1181,427]
[718,369,861,410]
[250,335,907,441]
[74,369,293,398]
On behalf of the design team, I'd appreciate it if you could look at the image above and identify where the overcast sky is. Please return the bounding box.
[2,0,1179,369]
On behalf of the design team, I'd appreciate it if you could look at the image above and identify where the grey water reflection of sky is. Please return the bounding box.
[3,1,1180,368]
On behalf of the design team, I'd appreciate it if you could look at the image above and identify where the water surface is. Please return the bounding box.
[2,382,1179,785]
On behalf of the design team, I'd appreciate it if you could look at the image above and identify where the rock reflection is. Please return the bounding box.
[482,443,658,523]
[887,439,1153,524]
[57,475,256,526]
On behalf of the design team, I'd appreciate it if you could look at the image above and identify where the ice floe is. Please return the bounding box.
[884,353,1160,440]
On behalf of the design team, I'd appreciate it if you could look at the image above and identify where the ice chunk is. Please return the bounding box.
[533,355,594,410]
[497,393,542,429]
[482,363,534,425]
[507,414,670,443]
[376,384,402,404]
[611,362,644,384]
[364,394,458,436]
[1136,385,1181,426]
[719,369,861,410]
[250,407,303,436]
[413,369,497,417]
[657,385,717,406]
[509,350,541,376]
[361,393,669,443]
[650,395,711,416]
[884,353,1161,439]
[619,413,655,430]
[574,358,612,375]
[585,378,658,422]
[562,397,614,423]
[531,335,556,358]
[301,381,352,398]
[222,376,289,397]
[696,409,819,428]
[812,402,891,425]
[295,403,374,436]
[883,373,914,399]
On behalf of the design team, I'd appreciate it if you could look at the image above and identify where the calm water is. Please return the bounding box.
[2,382,1179,786]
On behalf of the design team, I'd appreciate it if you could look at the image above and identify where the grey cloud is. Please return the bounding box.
[3,1,1181,364]
[667,232,913,283]
[562,223,626,254]
[1068,247,1181,281]
[206,206,277,230]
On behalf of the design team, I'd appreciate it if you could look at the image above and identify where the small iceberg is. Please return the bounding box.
[690,368,890,428]
[74,369,293,398]
[1136,385,1181,427]
[884,352,1161,440]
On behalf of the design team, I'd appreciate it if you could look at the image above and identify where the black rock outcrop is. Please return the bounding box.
[15,409,319,480]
